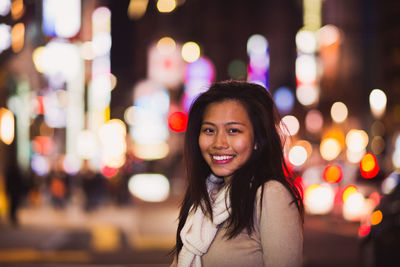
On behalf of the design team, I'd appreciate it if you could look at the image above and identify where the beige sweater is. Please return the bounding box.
[172,180,303,267]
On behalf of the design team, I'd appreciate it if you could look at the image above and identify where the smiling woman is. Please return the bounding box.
[199,100,254,181]
[171,80,304,267]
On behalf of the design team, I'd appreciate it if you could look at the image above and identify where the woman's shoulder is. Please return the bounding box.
[256,179,296,206]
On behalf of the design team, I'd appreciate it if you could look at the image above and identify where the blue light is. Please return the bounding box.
[274,86,295,114]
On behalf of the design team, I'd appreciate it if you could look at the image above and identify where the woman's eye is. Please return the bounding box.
[228,128,241,133]
[202,128,214,134]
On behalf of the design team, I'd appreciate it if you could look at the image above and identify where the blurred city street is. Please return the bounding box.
[1,0,399,267]
[0,196,363,267]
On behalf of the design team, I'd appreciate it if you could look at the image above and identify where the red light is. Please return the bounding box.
[35,96,45,115]
[358,224,371,237]
[168,111,188,132]
[323,165,343,183]
[101,165,119,178]
[360,153,379,179]
[31,136,55,155]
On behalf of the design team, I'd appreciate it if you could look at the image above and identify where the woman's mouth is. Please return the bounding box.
[211,154,235,164]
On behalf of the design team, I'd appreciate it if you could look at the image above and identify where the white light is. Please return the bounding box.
[381,172,399,195]
[280,115,300,136]
[0,0,11,16]
[31,154,50,176]
[92,7,111,34]
[289,145,308,166]
[0,23,12,54]
[320,138,341,161]
[77,130,98,159]
[41,40,81,80]
[0,108,14,145]
[393,150,400,169]
[346,129,369,152]
[304,184,335,215]
[369,89,387,118]
[128,173,170,202]
[346,148,366,164]
[318,24,341,47]
[63,155,81,175]
[43,0,81,38]
[92,32,112,57]
[342,192,366,221]
[181,42,200,63]
[247,34,268,58]
[296,84,319,106]
[133,142,169,160]
[43,91,67,128]
[296,30,317,53]
[331,102,348,123]
[88,75,112,109]
[296,54,317,83]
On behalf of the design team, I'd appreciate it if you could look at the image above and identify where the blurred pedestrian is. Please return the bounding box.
[171,80,304,267]
[4,143,24,227]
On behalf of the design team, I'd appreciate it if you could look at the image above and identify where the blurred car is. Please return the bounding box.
[361,171,400,267]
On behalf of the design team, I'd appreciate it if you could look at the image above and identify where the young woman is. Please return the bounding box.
[172,80,304,267]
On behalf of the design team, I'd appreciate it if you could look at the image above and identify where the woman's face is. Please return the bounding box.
[199,99,254,182]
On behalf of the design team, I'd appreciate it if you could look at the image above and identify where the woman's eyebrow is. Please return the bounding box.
[201,121,246,126]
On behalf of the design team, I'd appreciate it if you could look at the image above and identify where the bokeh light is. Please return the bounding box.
[127,0,149,20]
[296,54,317,84]
[295,30,317,53]
[181,41,200,62]
[343,191,366,221]
[371,136,385,155]
[0,0,11,16]
[280,115,300,136]
[346,129,369,152]
[157,0,176,13]
[318,24,341,47]
[305,109,323,134]
[156,36,176,55]
[369,89,387,118]
[247,34,268,58]
[343,185,358,203]
[381,171,399,194]
[11,22,24,53]
[274,87,295,114]
[346,148,366,164]
[227,59,247,79]
[320,138,341,161]
[360,153,379,179]
[31,154,50,176]
[133,142,169,160]
[168,111,188,132]
[330,102,348,123]
[288,145,308,167]
[296,84,319,106]
[304,184,335,215]
[128,173,170,202]
[371,210,383,226]
[323,165,343,183]
[0,108,15,145]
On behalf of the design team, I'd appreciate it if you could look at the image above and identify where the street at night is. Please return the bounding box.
[1,0,400,266]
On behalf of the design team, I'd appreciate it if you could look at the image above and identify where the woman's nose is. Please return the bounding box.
[213,132,228,149]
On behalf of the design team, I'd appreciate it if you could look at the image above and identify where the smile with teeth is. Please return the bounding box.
[211,154,235,163]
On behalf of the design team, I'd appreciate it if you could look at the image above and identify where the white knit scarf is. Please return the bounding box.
[177,175,231,267]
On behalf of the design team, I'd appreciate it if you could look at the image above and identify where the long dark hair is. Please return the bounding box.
[175,80,304,254]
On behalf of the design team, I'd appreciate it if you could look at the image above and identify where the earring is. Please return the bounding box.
[254,144,258,150]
